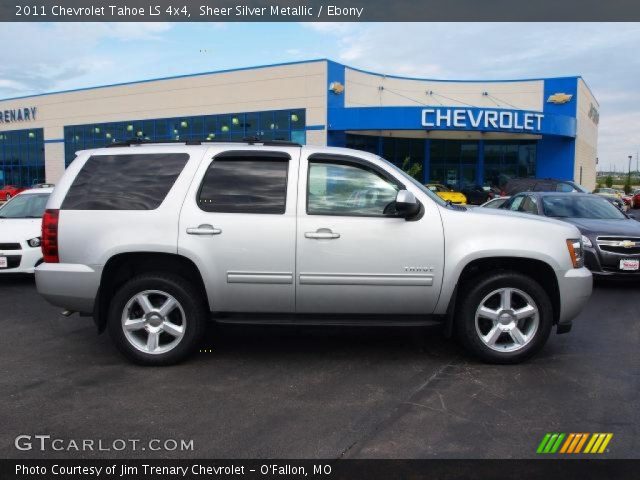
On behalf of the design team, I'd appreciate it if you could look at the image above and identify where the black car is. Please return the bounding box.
[501,178,589,196]
[502,192,640,277]
[460,184,497,205]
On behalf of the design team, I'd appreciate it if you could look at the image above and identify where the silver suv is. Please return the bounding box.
[35,141,592,365]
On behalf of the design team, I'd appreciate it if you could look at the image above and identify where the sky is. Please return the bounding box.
[0,22,638,171]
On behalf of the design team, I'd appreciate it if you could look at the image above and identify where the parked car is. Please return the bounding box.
[425,183,467,204]
[460,184,496,205]
[632,189,640,209]
[603,196,628,213]
[593,187,620,198]
[0,185,26,201]
[502,178,589,196]
[35,141,591,365]
[0,187,53,273]
[502,192,640,278]
[480,196,510,209]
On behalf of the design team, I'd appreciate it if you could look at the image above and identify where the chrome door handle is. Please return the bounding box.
[305,228,340,240]
[186,224,222,236]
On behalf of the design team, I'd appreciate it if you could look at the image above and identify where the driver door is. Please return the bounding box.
[295,153,444,315]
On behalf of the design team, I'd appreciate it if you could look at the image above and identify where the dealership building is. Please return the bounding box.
[0,59,598,189]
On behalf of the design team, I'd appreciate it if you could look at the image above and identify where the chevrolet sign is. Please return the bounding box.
[421,108,544,132]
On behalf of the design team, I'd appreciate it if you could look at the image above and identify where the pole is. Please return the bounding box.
[628,155,632,188]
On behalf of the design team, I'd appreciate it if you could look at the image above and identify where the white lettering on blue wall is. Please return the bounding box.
[0,107,37,123]
[421,108,543,132]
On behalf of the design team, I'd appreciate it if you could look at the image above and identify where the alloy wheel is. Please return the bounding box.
[121,290,186,355]
[474,287,539,353]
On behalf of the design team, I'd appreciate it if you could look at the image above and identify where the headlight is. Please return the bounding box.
[27,237,41,248]
[581,235,593,248]
[566,239,585,268]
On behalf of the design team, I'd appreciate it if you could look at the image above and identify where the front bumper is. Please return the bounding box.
[0,246,42,274]
[35,263,102,313]
[556,267,593,326]
[585,247,640,278]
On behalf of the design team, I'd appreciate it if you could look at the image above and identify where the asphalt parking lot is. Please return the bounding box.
[0,275,638,459]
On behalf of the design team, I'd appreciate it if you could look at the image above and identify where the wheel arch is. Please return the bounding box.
[93,252,209,333]
[443,256,560,337]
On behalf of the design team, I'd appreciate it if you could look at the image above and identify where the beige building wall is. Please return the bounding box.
[574,78,599,190]
[0,61,329,183]
[345,68,544,112]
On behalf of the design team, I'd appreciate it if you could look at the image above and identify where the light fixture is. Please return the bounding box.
[173,129,178,135]
[105,133,112,139]
[221,125,229,132]
[126,125,133,132]
[94,127,101,133]
[136,131,143,137]
[291,113,299,122]
[28,132,35,138]
[232,117,239,125]
[27,237,41,248]
[180,121,188,128]
[270,123,276,130]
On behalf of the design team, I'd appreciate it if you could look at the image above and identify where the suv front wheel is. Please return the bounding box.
[107,273,208,365]
[455,271,553,364]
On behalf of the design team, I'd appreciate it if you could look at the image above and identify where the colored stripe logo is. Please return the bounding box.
[537,433,612,454]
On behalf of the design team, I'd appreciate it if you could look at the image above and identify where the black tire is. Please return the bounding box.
[107,273,208,366]
[455,271,553,364]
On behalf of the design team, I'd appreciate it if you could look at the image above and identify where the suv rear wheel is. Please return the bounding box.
[455,271,552,364]
[107,273,208,365]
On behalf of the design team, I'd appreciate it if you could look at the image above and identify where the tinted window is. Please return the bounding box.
[308,160,400,216]
[0,193,49,218]
[198,155,288,214]
[556,183,575,192]
[62,154,188,210]
[542,195,626,219]
[520,195,538,214]
[507,196,525,211]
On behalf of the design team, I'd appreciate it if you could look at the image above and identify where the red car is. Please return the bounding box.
[0,185,26,201]
[633,189,640,209]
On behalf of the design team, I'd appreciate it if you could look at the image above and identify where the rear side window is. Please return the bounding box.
[62,154,189,210]
[198,153,289,214]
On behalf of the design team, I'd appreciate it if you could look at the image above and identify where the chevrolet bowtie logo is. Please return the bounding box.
[619,240,636,248]
[547,93,573,104]
[329,81,345,95]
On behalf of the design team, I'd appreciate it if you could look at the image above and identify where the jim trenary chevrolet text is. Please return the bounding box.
[35,140,593,365]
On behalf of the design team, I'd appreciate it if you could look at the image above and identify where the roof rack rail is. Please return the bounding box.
[105,137,302,148]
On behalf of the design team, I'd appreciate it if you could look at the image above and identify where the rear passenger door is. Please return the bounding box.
[178,148,299,313]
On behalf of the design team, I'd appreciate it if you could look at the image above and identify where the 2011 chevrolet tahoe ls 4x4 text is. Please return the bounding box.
[35,141,592,365]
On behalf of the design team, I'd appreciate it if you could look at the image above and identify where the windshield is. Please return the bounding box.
[0,193,50,218]
[380,158,447,206]
[541,195,626,219]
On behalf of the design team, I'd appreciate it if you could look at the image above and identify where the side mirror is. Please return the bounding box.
[395,190,420,218]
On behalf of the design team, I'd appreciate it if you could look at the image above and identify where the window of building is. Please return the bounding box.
[429,140,478,189]
[198,155,289,214]
[307,160,400,217]
[61,153,189,210]
[64,109,306,167]
[484,140,536,189]
[0,128,44,187]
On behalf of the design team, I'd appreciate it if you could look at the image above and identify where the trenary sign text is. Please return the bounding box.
[421,108,544,132]
[0,107,37,124]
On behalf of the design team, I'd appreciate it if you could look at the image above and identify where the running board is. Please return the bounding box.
[212,313,444,327]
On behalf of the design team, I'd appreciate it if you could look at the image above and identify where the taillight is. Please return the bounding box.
[42,209,59,263]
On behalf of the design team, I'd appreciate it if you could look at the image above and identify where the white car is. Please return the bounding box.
[0,187,52,273]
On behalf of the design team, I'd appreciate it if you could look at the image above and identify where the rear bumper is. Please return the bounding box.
[556,267,592,326]
[35,263,101,313]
